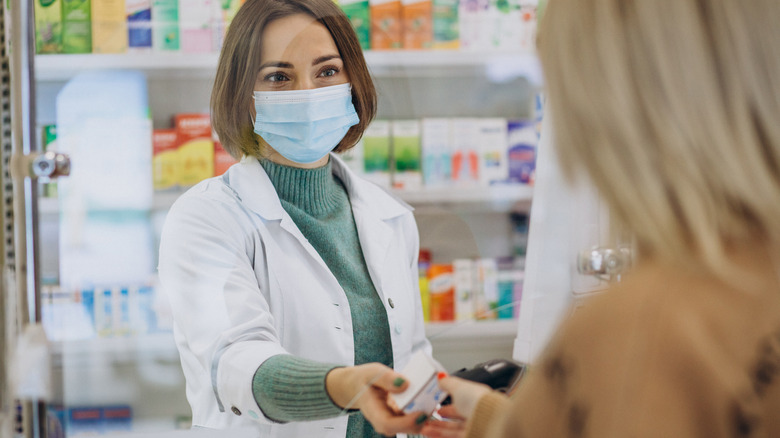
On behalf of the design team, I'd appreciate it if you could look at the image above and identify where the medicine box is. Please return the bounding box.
[91,0,128,53]
[35,0,63,54]
[391,351,447,415]
[62,0,92,54]
[175,114,215,186]
[370,0,403,50]
[340,0,371,51]
[152,128,180,190]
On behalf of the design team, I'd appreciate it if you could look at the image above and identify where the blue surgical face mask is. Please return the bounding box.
[253,83,360,164]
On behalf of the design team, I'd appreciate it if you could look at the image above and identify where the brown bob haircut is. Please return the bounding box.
[210,0,377,159]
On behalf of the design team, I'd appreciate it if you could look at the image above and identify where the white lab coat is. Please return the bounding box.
[158,153,432,437]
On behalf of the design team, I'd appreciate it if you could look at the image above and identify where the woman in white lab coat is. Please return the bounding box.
[157,0,431,436]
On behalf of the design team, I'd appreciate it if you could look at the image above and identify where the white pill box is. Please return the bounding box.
[391,351,448,415]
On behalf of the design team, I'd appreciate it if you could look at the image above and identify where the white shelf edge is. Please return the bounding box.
[50,320,515,357]
[425,319,518,342]
[35,50,539,82]
[392,183,533,205]
[38,184,533,215]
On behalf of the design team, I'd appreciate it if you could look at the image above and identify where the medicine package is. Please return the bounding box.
[391,351,448,415]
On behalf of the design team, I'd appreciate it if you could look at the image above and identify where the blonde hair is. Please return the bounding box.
[537,0,780,275]
[210,0,377,159]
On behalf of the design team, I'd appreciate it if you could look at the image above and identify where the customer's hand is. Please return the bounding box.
[326,363,428,436]
[419,404,467,438]
[436,375,493,421]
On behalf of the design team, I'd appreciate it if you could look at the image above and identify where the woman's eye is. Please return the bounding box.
[319,67,339,78]
[265,72,289,82]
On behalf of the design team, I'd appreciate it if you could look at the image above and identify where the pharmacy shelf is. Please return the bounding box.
[393,183,533,206]
[38,184,533,215]
[34,50,540,82]
[51,332,179,367]
[50,320,516,362]
[425,319,517,345]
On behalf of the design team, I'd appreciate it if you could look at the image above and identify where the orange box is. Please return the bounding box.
[370,0,403,50]
[428,264,454,321]
[402,0,432,49]
[152,128,180,190]
[214,141,238,176]
[174,113,215,186]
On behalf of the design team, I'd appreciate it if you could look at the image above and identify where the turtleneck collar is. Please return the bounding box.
[260,158,344,216]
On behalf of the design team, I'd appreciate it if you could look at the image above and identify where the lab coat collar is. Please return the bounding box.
[226,153,413,222]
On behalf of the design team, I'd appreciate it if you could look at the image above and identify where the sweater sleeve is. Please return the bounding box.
[252,354,350,423]
[464,392,511,438]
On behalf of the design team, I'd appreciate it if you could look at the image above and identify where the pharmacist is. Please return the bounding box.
[157,0,431,436]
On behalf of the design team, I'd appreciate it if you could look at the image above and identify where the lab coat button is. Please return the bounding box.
[394,323,402,335]
[231,406,242,416]
[388,298,395,308]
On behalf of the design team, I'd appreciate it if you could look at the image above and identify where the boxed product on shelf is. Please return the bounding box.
[421,118,452,187]
[428,263,454,321]
[370,0,403,50]
[452,258,475,320]
[362,120,392,188]
[214,140,238,177]
[450,118,481,186]
[127,0,153,51]
[458,0,487,51]
[180,0,214,53]
[152,0,180,51]
[67,405,133,436]
[477,118,509,185]
[212,0,243,51]
[91,0,128,54]
[431,0,459,49]
[152,128,180,190]
[391,119,423,190]
[506,119,537,184]
[475,257,498,319]
[402,0,433,49]
[35,0,63,54]
[418,248,432,322]
[340,0,372,51]
[62,0,92,54]
[496,268,523,319]
[338,137,365,176]
[174,113,215,186]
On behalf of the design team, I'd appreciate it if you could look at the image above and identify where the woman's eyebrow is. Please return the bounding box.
[259,61,294,70]
[312,54,341,66]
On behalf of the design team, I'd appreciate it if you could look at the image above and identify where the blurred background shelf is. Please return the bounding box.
[34,50,540,82]
[38,184,533,215]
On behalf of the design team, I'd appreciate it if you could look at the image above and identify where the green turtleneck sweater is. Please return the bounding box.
[251,159,394,437]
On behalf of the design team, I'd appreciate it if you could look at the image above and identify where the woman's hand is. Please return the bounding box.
[435,376,493,421]
[326,363,428,436]
[419,405,467,438]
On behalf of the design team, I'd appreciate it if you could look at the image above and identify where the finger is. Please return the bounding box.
[436,405,465,421]
[420,419,467,438]
[371,368,410,394]
[366,409,427,437]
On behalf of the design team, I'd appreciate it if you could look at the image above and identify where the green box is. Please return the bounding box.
[339,0,371,51]
[62,0,92,54]
[35,0,62,54]
[152,0,179,51]
[392,120,421,172]
[363,121,391,173]
[432,0,458,48]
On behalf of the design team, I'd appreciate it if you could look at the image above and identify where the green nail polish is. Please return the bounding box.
[393,377,405,387]
[416,413,428,425]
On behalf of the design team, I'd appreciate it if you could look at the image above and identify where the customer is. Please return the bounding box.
[158,0,431,436]
[421,0,780,436]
